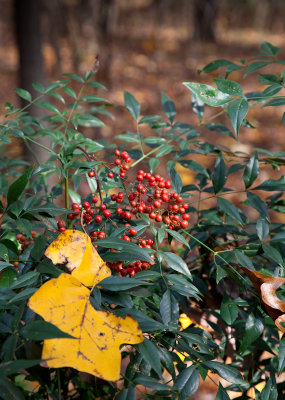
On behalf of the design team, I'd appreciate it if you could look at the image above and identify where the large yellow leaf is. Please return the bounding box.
[28,273,144,381]
[45,229,111,287]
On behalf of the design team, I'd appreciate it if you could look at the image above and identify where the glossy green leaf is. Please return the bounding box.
[124,91,140,121]
[203,361,243,384]
[262,244,283,266]
[260,379,278,400]
[278,336,285,374]
[165,229,190,248]
[264,98,285,107]
[149,158,159,172]
[0,360,41,377]
[205,123,236,140]
[21,320,75,340]
[228,98,249,135]
[191,92,204,121]
[220,294,239,325]
[243,152,259,188]
[246,192,269,219]
[261,42,280,56]
[254,176,285,191]
[161,92,176,123]
[184,82,232,107]
[0,244,9,263]
[160,290,179,325]
[212,155,227,193]
[217,197,244,225]
[200,59,240,74]
[256,217,269,241]
[214,78,243,96]
[216,383,231,400]
[116,387,136,400]
[98,276,150,291]
[240,316,264,352]
[7,167,33,205]
[173,366,200,400]
[170,168,182,193]
[14,88,32,102]
[134,376,169,391]
[245,61,269,77]
[162,252,191,279]
[138,338,161,376]
[178,159,209,177]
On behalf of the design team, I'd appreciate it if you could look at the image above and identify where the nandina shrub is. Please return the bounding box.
[0,42,285,399]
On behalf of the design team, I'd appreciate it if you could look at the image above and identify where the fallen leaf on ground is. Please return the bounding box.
[242,267,285,332]
[29,273,144,380]
[45,229,111,287]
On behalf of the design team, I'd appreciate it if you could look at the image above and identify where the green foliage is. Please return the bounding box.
[0,42,285,399]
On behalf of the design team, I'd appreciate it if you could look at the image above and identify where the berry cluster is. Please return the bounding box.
[16,232,37,250]
[107,238,155,277]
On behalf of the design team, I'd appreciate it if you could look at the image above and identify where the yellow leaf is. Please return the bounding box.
[45,229,111,287]
[28,273,144,381]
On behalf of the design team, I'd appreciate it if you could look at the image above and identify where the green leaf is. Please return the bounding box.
[0,244,9,263]
[14,88,32,102]
[240,318,264,352]
[0,377,25,400]
[7,167,33,205]
[166,229,190,248]
[62,86,77,99]
[27,203,69,217]
[86,174,97,193]
[115,133,140,143]
[144,136,166,145]
[220,294,239,325]
[178,160,209,178]
[217,197,244,225]
[235,250,254,269]
[258,74,281,85]
[8,288,37,303]
[124,91,140,120]
[138,338,161,376]
[68,188,81,204]
[278,336,285,374]
[149,158,159,172]
[80,95,108,103]
[256,217,269,241]
[253,176,285,191]
[205,123,236,140]
[212,155,227,193]
[161,92,176,123]
[264,98,285,107]
[98,276,150,291]
[262,244,283,266]
[173,366,200,400]
[34,100,61,114]
[134,376,170,391]
[63,72,85,83]
[77,114,104,127]
[243,152,259,188]
[203,361,243,384]
[116,388,136,400]
[156,144,174,157]
[246,192,268,219]
[200,59,240,74]
[170,168,182,193]
[214,78,243,96]
[260,379,278,400]
[228,98,249,135]
[97,238,153,263]
[183,82,232,107]
[21,320,75,340]
[10,271,39,289]
[0,268,16,286]
[162,252,191,279]
[261,42,280,56]
[216,383,231,400]
[0,360,41,377]
[245,61,270,77]
[191,92,204,121]
[160,290,179,325]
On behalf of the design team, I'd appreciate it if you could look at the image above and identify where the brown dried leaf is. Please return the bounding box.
[242,267,285,332]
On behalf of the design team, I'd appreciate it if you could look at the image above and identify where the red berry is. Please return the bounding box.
[179,207,185,214]
[82,201,90,209]
[165,180,171,189]
[183,203,189,209]
[90,231,98,238]
[92,196,98,204]
[115,159,121,165]
[100,204,107,211]
[95,215,102,223]
[130,228,137,236]
[149,212,156,219]
[182,214,190,220]
[72,202,80,210]
[120,172,126,178]
[147,239,154,245]
[103,210,111,218]
[164,217,171,224]
[137,175,144,181]
[97,232,106,239]
[123,235,130,241]
[115,149,120,156]
[108,172,114,178]
[180,220,188,229]
[58,227,66,232]
[88,170,95,178]
[116,208,123,215]
[118,192,124,199]
[176,196,183,204]
[67,213,75,220]
[125,212,132,220]
[155,214,162,222]
[57,220,64,228]
[111,194,117,201]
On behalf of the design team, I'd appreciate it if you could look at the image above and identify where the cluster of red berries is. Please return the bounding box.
[16,232,37,250]
[14,231,37,268]
[107,238,155,277]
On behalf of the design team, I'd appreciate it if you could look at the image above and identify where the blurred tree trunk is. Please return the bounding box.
[193,0,218,42]
[14,0,49,164]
